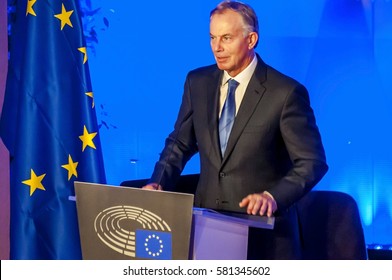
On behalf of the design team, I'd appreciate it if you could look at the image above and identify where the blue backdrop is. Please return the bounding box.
[85,0,392,246]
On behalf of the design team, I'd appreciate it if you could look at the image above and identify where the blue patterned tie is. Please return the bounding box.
[219,79,239,156]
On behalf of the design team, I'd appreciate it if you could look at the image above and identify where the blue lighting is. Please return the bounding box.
[368,244,392,251]
[87,0,392,247]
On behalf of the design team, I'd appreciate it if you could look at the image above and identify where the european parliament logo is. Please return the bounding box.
[93,205,173,259]
[135,230,172,260]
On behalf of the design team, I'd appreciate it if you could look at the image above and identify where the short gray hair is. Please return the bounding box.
[210,1,259,36]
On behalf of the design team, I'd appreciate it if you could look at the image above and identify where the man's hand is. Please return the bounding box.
[142,183,162,191]
[239,192,277,217]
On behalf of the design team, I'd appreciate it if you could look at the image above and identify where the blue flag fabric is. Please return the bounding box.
[0,0,106,259]
[135,230,173,260]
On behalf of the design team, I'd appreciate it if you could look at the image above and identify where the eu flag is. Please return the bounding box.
[0,0,106,259]
[135,230,173,260]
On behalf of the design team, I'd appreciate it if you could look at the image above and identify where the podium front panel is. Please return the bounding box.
[74,182,194,260]
[192,214,249,259]
[191,208,274,260]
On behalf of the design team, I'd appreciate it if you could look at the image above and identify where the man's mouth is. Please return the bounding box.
[216,56,228,62]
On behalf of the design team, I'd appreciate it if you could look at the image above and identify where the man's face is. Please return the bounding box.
[210,10,256,77]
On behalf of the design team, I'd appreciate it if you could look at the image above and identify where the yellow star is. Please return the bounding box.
[26,0,37,16]
[22,169,46,196]
[78,47,88,64]
[79,125,97,151]
[54,3,74,30]
[61,155,79,180]
[85,92,95,108]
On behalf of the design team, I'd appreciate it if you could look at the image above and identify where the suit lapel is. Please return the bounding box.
[222,58,268,164]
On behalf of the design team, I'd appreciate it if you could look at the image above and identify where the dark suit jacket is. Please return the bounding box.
[150,55,328,259]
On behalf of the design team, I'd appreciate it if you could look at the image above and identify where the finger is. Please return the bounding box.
[258,198,268,216]
[265,200,273,217]
[142,183,162,191]
[270,198,278,216]
[249,195,264,215]
[246,196,257,215]
[142,185,156,190]
[249,195,262,215]
[239,196,250,208]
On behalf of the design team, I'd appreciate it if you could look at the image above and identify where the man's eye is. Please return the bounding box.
[223,36,231,41]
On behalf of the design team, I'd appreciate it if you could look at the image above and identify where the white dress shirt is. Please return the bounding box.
[219,55,258,117]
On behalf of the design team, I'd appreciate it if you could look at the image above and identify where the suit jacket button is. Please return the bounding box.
[219,172,226,178]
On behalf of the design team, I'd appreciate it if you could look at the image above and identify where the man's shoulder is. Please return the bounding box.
[258,62,302,90]
[187,64,220,79]
[256,54,303,88]
[266,65,300,85]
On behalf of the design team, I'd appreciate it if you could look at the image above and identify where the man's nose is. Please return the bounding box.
[212,40,223,52]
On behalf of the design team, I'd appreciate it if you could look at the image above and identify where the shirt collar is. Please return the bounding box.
[222,55,258,85]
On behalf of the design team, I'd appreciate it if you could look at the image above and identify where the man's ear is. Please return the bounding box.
[248,32,258,49]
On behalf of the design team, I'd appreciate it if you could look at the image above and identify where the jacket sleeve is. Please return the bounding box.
[149,74,198,190]
[267,83,328,213]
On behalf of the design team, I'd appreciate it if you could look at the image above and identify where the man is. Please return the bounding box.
[144,1,328,259]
